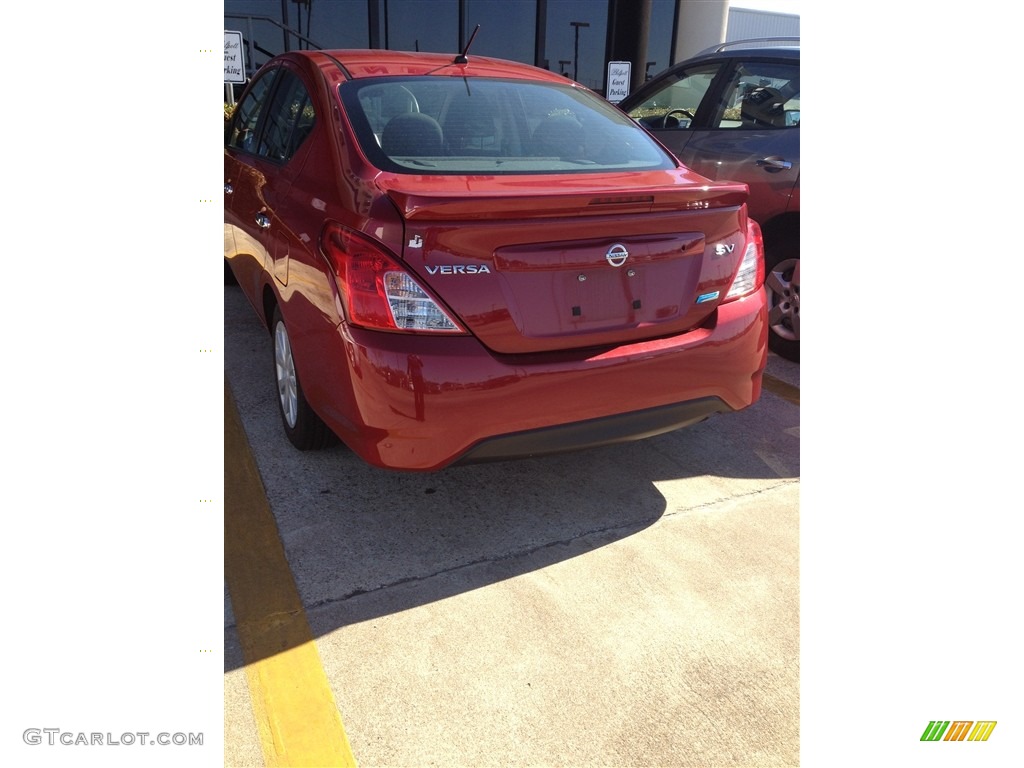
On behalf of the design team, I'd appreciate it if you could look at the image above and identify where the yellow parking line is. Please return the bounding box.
[762,373,800,406]
[225,382,357,767]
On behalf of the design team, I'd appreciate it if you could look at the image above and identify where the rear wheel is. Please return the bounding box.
[271,307,333,450]
[764,236,800,362]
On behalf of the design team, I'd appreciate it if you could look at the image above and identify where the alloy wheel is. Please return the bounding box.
[274,320,299,429]
[765,257,800,342]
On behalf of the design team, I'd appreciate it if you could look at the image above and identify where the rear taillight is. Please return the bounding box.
[320,223,465,333]
[723,219,765,302]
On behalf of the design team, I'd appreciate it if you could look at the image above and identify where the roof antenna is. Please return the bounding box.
[454,24,480,64]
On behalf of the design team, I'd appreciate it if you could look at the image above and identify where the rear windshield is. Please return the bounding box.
[338,76,676,174]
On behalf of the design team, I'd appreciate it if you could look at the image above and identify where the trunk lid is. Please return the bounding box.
[381,171,750,354]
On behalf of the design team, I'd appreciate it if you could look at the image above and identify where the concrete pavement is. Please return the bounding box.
[224,283,800,767]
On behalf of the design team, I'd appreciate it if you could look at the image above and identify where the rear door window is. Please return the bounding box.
[226,68,279,153]
[256,70,316,162]
[711,61,799,129]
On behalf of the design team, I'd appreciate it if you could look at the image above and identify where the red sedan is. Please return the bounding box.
[224,49,767,471]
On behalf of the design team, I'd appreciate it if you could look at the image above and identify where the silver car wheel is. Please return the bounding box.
[274,320,299,429]
[765,257,800,342]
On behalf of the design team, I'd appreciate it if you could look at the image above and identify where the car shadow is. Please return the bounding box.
[224,285,798,670]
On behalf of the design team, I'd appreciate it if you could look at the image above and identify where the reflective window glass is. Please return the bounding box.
[341,77,674,174]
[257,70,316,162]
[712,61,799,129]
[627,63,722,130]
[227,67,279,152]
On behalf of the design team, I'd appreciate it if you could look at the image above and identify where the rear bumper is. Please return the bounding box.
[455,396,730,464]
[309,289,767,471]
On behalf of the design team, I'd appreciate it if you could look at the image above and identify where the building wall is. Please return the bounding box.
[726,8,800,42]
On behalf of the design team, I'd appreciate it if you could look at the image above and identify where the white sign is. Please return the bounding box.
[606,61,631,103]
[224,31,246,85]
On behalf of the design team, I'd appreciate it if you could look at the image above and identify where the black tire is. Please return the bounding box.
[270,307,334,450]
[764,236,800,362]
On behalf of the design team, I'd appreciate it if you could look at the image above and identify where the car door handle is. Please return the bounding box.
[756,156,793,172]
[255,213,271,229]
[224,183,233,194]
